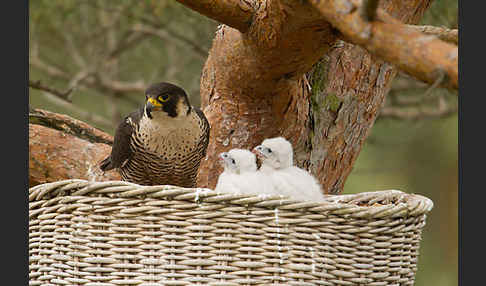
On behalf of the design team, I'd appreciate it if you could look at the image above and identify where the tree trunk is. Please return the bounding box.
[195,0,433,193]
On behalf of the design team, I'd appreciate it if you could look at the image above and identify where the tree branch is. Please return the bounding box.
[106,31,149,61]
[379,104,457,120]
[175,0,254,32]
[29,108,119,187]
[390,72,429,91]
[308,1,458,90]
[31,51,145,96]
[36,91,114,130]
[29,107,113,145]
[96,76,146,93]
[62,31,87,69]
[132,24,208,59]
[380,96,457,120]
[406,24,458,45]
[30,54,70,80]
[29,123,120,187]
[29,80,74,103]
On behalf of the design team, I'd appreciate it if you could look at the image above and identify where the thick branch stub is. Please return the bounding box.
[176,0,254,32]
[29,123,120,187]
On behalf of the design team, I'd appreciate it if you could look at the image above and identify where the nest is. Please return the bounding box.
[29,179,433,286]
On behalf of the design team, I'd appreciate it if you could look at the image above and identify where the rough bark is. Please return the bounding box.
[29,108,120,187]
[190,0,434,193]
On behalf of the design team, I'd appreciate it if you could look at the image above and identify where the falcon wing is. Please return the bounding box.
[99,107,143,171]
[194,107,210,157]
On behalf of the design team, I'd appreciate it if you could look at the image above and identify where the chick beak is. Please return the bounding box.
[252,146,264,158]
[218,153,227,165]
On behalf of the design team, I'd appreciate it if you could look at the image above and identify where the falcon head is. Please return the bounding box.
[144,82,191,119]
[219,149,257,174]
[252,137,293,169]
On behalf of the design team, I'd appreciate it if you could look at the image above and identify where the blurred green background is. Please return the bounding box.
[29,1,458,286]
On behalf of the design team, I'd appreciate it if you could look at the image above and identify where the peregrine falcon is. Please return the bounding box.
[99,82,210,187]
[253,137,325,201]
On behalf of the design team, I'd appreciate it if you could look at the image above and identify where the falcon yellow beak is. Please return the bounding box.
[147,97,162,108]
[146,97,163,119]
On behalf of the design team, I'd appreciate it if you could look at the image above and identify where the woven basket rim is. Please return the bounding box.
[29,179,433,220]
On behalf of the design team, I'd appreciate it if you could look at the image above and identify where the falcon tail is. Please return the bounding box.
[99,157,114,172]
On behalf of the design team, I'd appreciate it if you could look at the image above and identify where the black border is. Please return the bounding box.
[459,1,480,286]
[24,0,30,284]
[11,0,29,284]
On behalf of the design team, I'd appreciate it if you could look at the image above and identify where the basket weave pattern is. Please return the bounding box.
[29,180,433,286]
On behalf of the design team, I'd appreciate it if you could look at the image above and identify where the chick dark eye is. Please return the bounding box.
[158,94,170,102]
[268,149,272,153]
[231,159,236,164]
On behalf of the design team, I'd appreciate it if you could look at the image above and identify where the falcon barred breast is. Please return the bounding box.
[99,82,210,187]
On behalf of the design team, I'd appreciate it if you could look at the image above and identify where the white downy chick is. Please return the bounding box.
[215,148,266,195]
[253,137,325,202]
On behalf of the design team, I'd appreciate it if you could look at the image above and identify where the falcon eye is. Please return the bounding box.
[158,94,170,102]
[231,159,236,164]
[268,149,272,153]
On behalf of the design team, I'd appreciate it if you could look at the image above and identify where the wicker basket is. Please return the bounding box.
[29,179,433,286]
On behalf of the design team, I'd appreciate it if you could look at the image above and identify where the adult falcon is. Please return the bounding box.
[99,82,210,187]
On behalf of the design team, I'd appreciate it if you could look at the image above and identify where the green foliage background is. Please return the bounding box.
[29,1,458,285]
